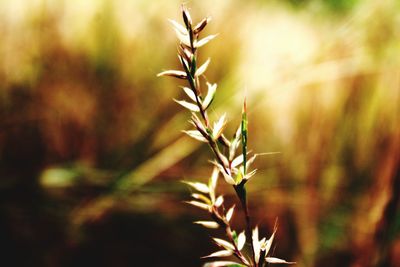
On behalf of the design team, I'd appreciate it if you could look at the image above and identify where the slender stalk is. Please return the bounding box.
[244,199,256,266]
[211,207,250,265]
[158,6,294,266]
[184,24,256,264]
[236,184,256,266]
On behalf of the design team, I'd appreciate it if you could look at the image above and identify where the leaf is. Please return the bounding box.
[181,86,197,102]
[202,250,232,258]
[208,167,219,202]
[191,193,211,204]
[214,195,224,207]
[193,17,210,34]
[202,83,217,110]
[194,221,219,229]
[183,181,210,193]
[195,34,218,48]
[157,70,187,79]
[203,261,243,267]
[191,114,207,136]
[213,238,235,251]
[212,113,227,140]
[174,99,200,112]
[265,257,295,264]
[178,45,192,63]
[221,171,235,185]
[168,19,187,35]
[231,155,243,168]
[183,130,208,142]
[253,227,260,264]
[181,5,192,29]
[246,154,257,169]
[225,205,235,222]
[244,169,257,181]
[195,58,211,77]
[212,162,235,185]
[218,152,230,169]
[185,200,210,210]
[173,27,191,46]
[178,54,190,72]
[237,231,246,251]
[263,229,275,256]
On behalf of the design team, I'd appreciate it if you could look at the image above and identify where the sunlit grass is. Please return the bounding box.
[0,0,398,266]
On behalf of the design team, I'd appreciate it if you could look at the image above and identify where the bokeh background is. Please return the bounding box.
[0,0,399,266]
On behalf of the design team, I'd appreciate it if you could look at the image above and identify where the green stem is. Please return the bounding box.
[235,184,257,267]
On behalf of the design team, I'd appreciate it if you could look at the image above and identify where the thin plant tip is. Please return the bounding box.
[181,4,192,29]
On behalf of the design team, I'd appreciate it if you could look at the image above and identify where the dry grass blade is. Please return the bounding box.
[196,58,211,76]
[196,34,218,48]
[174,99,200,112]
[157,70,187,79]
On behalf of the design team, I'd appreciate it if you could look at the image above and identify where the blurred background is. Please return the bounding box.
[0,0,399,266]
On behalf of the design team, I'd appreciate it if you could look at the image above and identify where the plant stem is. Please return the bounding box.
[185,18,256,266]
[236,184,257,267]
[212,207,250,265]
[244,202,257,267]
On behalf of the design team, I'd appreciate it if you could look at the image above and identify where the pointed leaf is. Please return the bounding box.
[178,54,190,72]
[246,154,257,169]
[183,130,208,142]
[202,83,217,110]
[212,113,227,139]
[191,193,211,204]
[226,205,235,222]
[212,162,235,185]
[263,229,275,256]
[183,181,210,194]
[252,227,260,264]
[195,34,218,48]
[214,195,224,207]
[219,152,230,169]
[181,86,197,102]
[194,221,219,229]
[195,58,211,77]
[237,231,246,251]
[173,27,191,46]
[191,114,207,136]
[202,250,233,258]
[157,70,187,79]
[213,238,235,251]
[168,19,187,35]
[181,5,192,29]
[244,169,257,181]
[178,45,192,63]
[209,167,219,202]
[174,99,200,112]
[193,17,210,34]
[265,257,295,264]
[203,261,243,267]
[185,200,210,210]
[231,155,244,168]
